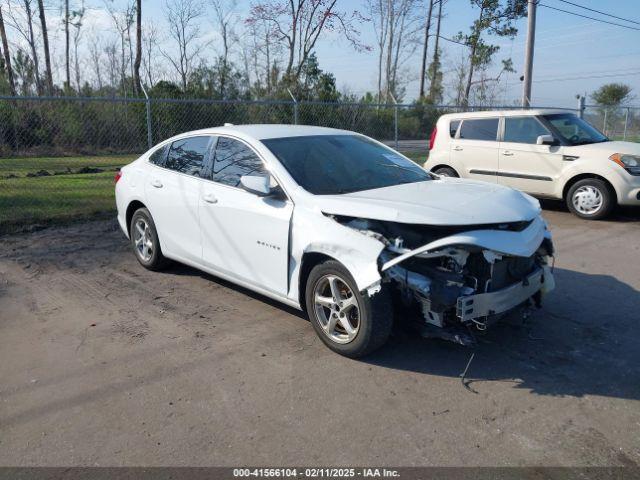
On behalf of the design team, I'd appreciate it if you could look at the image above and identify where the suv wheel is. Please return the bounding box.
[433,166,458,178]
[130,208,170,270]
[305,260,393,358]
[566,178,614,220]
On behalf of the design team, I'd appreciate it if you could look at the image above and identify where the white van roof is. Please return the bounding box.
[439,109,572,120]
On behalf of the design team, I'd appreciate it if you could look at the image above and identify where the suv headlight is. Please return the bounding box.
[610,153,640,176]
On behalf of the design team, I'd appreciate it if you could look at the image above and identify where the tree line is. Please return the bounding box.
[0,0,535,106]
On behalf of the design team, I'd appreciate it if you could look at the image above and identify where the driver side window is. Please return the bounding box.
[211,137,267,188]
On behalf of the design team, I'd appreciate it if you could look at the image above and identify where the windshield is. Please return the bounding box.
[543,113,608,146]
[262,135,430,195]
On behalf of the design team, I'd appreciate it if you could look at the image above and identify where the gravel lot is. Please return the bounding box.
[1,204,639,467]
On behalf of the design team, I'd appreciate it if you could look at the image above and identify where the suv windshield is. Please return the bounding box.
[543,113,608,146]
[262,135,430,195]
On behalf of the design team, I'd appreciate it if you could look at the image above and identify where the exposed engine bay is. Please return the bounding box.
[332,215,556,346]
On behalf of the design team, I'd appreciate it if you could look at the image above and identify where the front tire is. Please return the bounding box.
[566,178,614,220]
[433,166,459,178]
[130,208,170,271]
[305,260,393,358]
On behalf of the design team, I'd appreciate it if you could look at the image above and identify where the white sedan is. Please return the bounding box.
[115,125,555,357]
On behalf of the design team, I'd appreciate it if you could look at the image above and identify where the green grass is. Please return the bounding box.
[0,170,118,232]
[0,154,136,177]
[0,150,427,233]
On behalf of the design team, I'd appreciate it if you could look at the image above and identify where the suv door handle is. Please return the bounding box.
[202,193,218,204]
[502,151,514,156]
[453,146,463,151]
[151,179,163,188]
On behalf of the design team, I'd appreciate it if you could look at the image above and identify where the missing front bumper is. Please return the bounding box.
[456,266,553,323]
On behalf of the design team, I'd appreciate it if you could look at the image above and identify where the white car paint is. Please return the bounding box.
[425,109,640,208]
[116,125,554,344]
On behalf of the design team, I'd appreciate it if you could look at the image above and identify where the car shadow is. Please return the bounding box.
[366,267,640,401]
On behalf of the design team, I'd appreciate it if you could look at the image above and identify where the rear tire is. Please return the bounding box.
[433,166,459,178]
[566,178,614,220]
[305,260,393,358]
[130,208,170,271]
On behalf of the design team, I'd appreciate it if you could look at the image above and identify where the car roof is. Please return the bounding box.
[439,109,572,120]
[171,124,356,140]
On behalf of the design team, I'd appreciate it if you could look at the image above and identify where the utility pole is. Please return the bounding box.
[419,0,435,99]
[522,0,537,107]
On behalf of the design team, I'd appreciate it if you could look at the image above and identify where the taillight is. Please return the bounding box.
[114,170,122,184]
[429,126,437,150]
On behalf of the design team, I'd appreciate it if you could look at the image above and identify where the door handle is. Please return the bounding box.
[453,146,463,151]
[502,151,514,156]
[151,179,163,188]
[203,193,218,204]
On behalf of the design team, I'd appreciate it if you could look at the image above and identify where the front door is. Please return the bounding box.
[199,136,293,296]
[450,117,501,183]
[498,116,564,196]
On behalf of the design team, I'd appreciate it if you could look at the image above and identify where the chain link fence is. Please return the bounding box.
[582,105,640,142]
[0,95,634,233]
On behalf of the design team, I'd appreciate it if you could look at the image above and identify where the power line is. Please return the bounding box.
[538,4,640,31]
[533,70,640,83]
[555,0,640,26]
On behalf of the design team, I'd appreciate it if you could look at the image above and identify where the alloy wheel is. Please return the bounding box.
[313,274,361,344]
[133,218,154,262]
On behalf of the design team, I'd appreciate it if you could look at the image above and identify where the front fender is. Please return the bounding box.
[289,209,385,301]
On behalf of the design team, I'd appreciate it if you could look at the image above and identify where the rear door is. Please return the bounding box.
[498,116,563,195]
[144,135,213,263]
[199,136,293,296]
[450,117,500,183]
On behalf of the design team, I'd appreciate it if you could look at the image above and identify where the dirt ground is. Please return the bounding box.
[1,204,639,467]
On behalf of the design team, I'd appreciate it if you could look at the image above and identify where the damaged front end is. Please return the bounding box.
[333,215,556,346]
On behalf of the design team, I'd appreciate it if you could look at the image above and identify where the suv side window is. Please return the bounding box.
[449,120,461,138]
[149,145,168,166]
[212,137,267,188]
[459,118,499,141]
[504,117,550,144]
[165,136,212,177]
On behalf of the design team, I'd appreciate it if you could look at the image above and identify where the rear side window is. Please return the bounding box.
[459,118,499,141]
[165,136,212,177]
[212,137,266,188]
[149,145,168,166]
[504,117,550,144]
[449,120,461,137]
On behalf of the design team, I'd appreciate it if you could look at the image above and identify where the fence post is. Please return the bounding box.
[623,107,629,140]
[140,84,153,148]
[390,93,399,150]
[287,88,298,125]
[603,109,608,135]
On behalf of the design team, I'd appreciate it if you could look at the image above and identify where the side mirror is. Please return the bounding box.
[240,174,272,196]
[536,134,556,146]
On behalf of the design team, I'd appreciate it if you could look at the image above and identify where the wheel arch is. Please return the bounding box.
[297,252,339,313]
[430,164,459,176]
[125,200,148,237]
[562,173,617,201]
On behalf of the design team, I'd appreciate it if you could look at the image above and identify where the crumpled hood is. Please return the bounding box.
[317,178,541,225]
[565,140,640,157]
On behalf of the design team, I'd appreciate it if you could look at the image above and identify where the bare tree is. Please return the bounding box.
[141,24,160,87]
[247,0,368,85]
[0,4,15,94]
[427,0,443,102]
[64,0,70,89]
[368,0,421,102]
[88,34,103,90]
[5,0,42,93]
[36,0,52,93]
[210,0,237,97]
[162,0,204,91]
[104,1,135,93]
[104,40,118,88]
[133,0,141,93]
[69,0,85,91]
[418,0,434,99]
